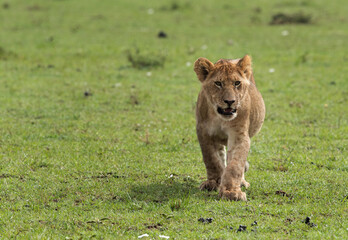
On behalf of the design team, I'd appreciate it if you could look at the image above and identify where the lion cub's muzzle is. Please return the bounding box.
[217,106,237,116]
[217,99,237,116]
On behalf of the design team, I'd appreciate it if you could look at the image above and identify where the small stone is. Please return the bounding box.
[281,30,289,36]
[84,91,92,97]
[304,217,311,224]
[138,234,149,239]
[198,217,213,224]
[303,216,317,227]
[158,31,167,38]
[159,235,170,239]
[237,225,247,232]
[147,8,154,15]
[251,220,258,226]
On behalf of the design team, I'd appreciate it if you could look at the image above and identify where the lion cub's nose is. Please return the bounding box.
[224,100,235,106]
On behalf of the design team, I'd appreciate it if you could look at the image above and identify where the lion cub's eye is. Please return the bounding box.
[214,81,222,87]
[234,81,241,87]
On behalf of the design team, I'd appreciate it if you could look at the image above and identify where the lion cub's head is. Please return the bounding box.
[194,55,252,121]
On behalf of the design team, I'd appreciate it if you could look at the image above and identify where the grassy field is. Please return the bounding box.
[0,0,347,239]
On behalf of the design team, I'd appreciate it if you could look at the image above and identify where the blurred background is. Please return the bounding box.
[1,0,347,146]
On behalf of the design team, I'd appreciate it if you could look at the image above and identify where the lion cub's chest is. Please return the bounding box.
[206,116,231,143]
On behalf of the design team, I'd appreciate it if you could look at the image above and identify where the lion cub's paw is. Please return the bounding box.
[199,180,220,191]
[241,179,250,189]
[219,189,247,201]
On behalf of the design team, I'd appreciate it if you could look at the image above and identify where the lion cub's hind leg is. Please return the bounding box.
[240,161,250,188]
[218,145,227,167]
[241,173,250,189]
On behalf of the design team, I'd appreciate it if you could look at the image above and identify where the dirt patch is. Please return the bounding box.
[91,172,124,179]
[0,47,17,60]
[27,5,44,11]
[126,49,166,69]
[145,223,162,229]
[2,3,9,9]
[0,174,16,179]
[130,95,139,105]
[275,190,291,197]
[270,12,311,25]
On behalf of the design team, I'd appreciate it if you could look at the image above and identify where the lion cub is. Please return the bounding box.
[194,55,265,201]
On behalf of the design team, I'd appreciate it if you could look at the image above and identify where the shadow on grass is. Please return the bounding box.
[128,179,215,203]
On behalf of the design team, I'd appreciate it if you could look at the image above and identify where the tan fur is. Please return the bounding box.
[194,55,265,201]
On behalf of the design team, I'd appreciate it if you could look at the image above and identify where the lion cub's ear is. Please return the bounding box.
[237,55,252,80]
[194,58,214,82]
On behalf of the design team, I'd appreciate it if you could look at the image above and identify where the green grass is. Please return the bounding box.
[0,0,347,239]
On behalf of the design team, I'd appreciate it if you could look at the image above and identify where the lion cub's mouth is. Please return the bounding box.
[217,107,237,116]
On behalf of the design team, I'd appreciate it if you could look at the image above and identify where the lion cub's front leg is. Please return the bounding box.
[219,133,250,201]
[197,131,225,191]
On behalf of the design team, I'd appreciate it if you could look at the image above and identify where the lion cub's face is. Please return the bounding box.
[194,56,252,121]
